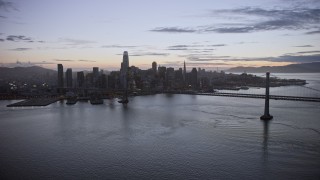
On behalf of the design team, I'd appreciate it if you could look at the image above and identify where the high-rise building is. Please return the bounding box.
[158,66,166,80]
[93,67,99,87]
[77,71,85,88]
[123,51,129,68]
[191,68,198,89]
[66,68,73,88]
[183,61,186,83]
[175,68,183,81]
[57,64,64,88]
[152,61,157,73]
[93,67,99,76]
[120,51,129,89]
[166,67,175,88]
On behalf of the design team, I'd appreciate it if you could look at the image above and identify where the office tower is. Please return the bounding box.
[120,51,129,89]
[100,74,107,89]
[166,67,175,88]
[123,51,129,68]
[93,67,99,87]
[175,68,183,82]
[66,68,73,88]
[57,64,64,88]
[183,61,186,83]
[77,71,85,88]
[152,61,157,73]
[158,66,166,80]
[93,67,99,77]
[191,68,197,89]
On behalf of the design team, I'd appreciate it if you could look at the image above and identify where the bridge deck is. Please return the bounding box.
[180,92,320,102]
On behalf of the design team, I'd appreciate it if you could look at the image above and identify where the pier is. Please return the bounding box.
[6,98,60,107]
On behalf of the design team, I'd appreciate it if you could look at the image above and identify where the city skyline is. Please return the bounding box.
[1,0,320,70]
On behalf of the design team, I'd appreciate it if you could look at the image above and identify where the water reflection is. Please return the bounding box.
[120,103,132,140]
[108,99,115,109]
[262,120,270,163]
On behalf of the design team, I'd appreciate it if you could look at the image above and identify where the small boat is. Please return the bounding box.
[240,86,249,90]
[66,98,77,105]
[118,99,129,104]
[90,97,103,105]
[77,96,89,102]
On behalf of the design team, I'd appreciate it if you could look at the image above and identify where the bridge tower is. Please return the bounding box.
[260,72,273,120]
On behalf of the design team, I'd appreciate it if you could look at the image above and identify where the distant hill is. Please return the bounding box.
[227,62,320,73]
[0,66,57,83]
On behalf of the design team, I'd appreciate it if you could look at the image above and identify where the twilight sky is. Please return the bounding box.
[0,0,320,71]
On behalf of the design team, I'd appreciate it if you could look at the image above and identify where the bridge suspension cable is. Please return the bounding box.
[297,85,320,93]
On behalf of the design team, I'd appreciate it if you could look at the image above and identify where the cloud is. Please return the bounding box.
[151,7,320,34]
[167,44,219,51]
[167,47,189,51]
[5,35,44,43]
[0,0,18,11]
[293,45,313,47]
[296,50,320,54]
[168,45,203,50]
[53,59,96,62]
[272,54,320,63]
[305,30,320,34]
[101,45,137,48]
[54,59,75,62]
[168,45,190,48]
[213,7,320,22]
[0,15,6,18]
[208,44,226,47]
[185,53,320,63]
[78,59,96,62]
[187,62,229,66]
[6,35,31,42]
[150,27,196,33]
[118,52,170,56]
[59,38,95,45]
[235,41,258,44]
[0,38,4,41]
[9,48,32,51]
[187,55,231,61]
[207,7,320,33]
[203,19,304,33]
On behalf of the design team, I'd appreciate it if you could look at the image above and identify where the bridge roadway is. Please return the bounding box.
[180,92,320,102]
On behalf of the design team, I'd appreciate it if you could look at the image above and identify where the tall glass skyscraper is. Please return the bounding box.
[66,68,73,88]
[120,51,129,89]
[57,64,64,88]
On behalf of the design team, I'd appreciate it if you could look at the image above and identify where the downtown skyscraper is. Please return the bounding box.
[120,51,129,89]
[66,68,73,88]
[57,64,64,88]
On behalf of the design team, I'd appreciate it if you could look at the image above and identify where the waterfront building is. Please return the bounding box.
[66,68,73,88]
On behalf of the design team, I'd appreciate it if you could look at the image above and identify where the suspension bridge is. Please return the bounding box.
[181,72,320,120]
[182,73,320,103]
